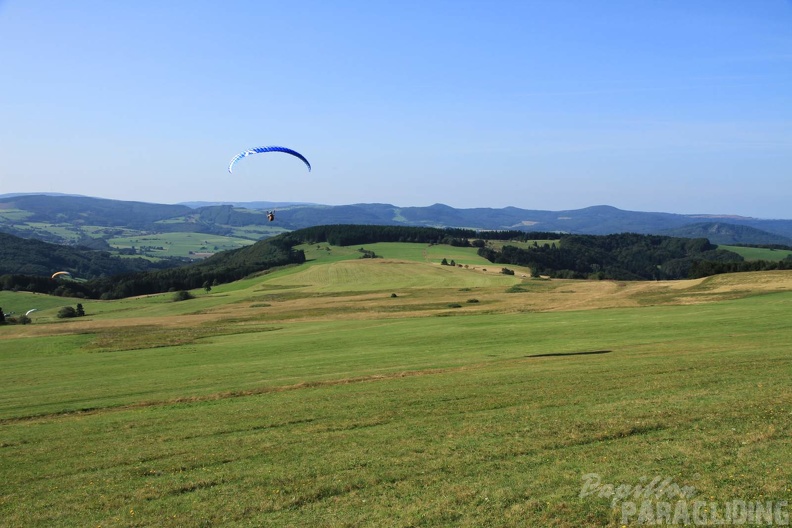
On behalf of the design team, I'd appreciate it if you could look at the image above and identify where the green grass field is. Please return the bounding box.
[0,217,277,258]
[719,245,792,262]
[108,232,255,258]
[1,244,791,527]
[0,208,33,222]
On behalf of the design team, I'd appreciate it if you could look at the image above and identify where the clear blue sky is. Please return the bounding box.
[1,1,791,217]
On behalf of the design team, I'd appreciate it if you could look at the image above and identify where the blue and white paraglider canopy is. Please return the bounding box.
[228,146,311,174]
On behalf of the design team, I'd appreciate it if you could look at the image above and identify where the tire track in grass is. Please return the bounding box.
[0,365,475,424]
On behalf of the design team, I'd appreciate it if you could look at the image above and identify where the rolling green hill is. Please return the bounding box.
[5,225,792,300]
[0,194,191,228]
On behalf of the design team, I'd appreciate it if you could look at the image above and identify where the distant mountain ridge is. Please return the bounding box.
[2,194,792,245]
[179,201,317,209]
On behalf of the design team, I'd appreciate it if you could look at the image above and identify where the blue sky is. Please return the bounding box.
[1,1,791,217]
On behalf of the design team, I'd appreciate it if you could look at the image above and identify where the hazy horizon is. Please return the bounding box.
[4,191,791,220]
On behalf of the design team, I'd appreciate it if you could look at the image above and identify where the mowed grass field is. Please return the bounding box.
[1,243,791,527]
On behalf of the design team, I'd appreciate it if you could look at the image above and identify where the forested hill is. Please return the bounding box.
[477,233,792,280]
[0,233,178,278]
[2,194,191,228]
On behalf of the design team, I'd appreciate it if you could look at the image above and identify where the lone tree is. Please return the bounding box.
[76,303,85,317]
[0,307,5,324]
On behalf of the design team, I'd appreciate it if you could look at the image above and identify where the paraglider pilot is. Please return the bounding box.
[267,211,275,222]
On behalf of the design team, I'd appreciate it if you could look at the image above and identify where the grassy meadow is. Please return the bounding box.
[1,243,791,527]
[719,245,792,262]
[107,233,256,259]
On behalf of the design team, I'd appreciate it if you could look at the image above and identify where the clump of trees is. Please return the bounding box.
[57,303,86,318]
[172,291,194,302]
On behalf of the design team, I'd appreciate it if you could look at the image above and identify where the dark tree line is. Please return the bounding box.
[688,257,792,278]
[477,233,755,280]
[291,225,455,246]
[289,225,559,247]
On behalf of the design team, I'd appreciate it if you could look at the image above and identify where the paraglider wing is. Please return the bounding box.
[51,271,71,279]
[25,309,38,316]
[228,146,311,173]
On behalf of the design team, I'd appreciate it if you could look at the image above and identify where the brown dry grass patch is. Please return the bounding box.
[4,270,791,340]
